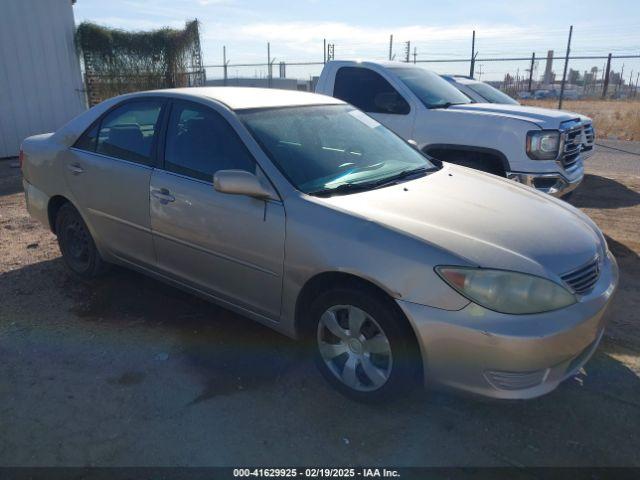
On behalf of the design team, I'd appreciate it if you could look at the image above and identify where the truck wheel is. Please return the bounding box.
[55,203,108,279]
[428,149,506,177]
[308,285,419,402]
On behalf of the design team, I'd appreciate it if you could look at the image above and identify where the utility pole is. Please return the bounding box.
[617,64,625,93]
[602,53,612,98]
[413,47,417,64]
[528,52,536,92]
[267,42,273,88]
[389,34,393,61]
[558,25,572,110]
[470,30,476,77]
[323,38,326,64]
[223,46,228,86]
[404,41,411,63]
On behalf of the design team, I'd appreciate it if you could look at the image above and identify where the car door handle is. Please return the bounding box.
[67,163,84,175]
[151,188,175,204]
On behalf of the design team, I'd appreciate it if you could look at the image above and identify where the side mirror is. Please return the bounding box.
[214,169,273,200]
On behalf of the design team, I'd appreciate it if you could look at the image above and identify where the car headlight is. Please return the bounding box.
[435,267,576,314]
[526,130,561,160]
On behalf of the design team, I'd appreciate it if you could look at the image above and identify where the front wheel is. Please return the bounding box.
[309,286,419,402]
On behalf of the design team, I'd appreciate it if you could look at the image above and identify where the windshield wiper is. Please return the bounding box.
[308,167,433,197]
[371,166,431,187]
[307,182,379,197]
[428,102,467,109]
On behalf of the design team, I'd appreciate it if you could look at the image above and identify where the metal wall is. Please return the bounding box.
[0,0,86,158]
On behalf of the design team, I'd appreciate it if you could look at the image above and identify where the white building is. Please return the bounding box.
[0,0,85,158]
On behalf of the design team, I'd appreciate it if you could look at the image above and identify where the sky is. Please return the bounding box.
[74,0,640,82]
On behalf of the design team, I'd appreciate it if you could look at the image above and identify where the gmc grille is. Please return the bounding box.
[582,123,595,153]
[561,126,583,169]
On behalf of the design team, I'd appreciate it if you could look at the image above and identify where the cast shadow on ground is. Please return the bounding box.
[2,256,640,465]
[569,174,640,209]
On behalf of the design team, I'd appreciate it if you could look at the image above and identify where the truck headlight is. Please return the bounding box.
[526,130,561,160]
[436,266,576,314]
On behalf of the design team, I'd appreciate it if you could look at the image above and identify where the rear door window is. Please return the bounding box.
[95,100,164,165]
[73,123,99,152]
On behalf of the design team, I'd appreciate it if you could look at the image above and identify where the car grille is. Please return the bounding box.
[561,125,583,169]
[561,257,600,295]
[581,123,595,154]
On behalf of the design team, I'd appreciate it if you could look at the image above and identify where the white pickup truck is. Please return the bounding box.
[316,60,595,197]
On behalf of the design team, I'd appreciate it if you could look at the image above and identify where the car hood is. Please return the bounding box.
[448,103,583,129]
[317,164,601,279]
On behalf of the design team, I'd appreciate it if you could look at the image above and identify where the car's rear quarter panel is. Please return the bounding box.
[22,133,73,230]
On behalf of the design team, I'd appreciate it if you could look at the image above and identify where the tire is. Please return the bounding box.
[55,203,108,279]
[307,285,419,402]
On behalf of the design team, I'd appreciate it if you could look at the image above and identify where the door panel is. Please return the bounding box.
[333,65,416,140]
[150,169,285,318]
[63,98,165,266]
[369,111,415,140]
[65,149,155,266]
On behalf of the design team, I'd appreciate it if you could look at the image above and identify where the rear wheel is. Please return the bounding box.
[55,203,107,279]
[308,286,419,402]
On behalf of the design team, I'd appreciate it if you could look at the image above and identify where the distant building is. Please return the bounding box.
[567,69,580,84]
[206,77,300,90]
[542,50,555,85]
[0,0,85,158]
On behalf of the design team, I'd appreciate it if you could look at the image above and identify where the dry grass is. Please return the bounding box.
[521,99,640,141]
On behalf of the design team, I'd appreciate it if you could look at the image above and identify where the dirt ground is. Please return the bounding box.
[1,143,639,467]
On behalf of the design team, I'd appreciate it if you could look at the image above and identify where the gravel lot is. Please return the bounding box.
[1,142,639,467]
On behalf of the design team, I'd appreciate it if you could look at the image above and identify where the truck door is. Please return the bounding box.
[332,66,416,140]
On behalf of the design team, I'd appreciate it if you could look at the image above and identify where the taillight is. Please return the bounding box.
[19,148,24,170]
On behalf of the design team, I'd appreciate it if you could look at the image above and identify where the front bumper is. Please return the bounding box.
[397,251,618,400]
[507,161,584,197]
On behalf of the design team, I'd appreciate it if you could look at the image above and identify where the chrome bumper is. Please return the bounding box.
[507,162,584,198]
[397,252,618,400]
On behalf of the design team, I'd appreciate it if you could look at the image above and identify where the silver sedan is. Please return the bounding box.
[21,87,618,401]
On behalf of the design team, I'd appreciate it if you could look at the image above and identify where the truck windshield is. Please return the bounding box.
[467,82,520,105]
[392,67,471,108]
[240,105,437,195]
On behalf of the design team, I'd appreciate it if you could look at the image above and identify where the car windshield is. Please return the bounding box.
[468,82,519,105]
[240,105,437,195]
[391,67,471,108]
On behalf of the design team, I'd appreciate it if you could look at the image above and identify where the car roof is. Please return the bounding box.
[136,86,345,110]
[444,76,479,85]
[327,59,424,70]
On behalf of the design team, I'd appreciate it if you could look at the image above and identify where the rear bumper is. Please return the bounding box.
[507,161,584,197]
[397,251,618,400]
[23,178,50,228]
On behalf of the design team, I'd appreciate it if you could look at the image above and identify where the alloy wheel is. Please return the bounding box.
[317,304,393,392]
